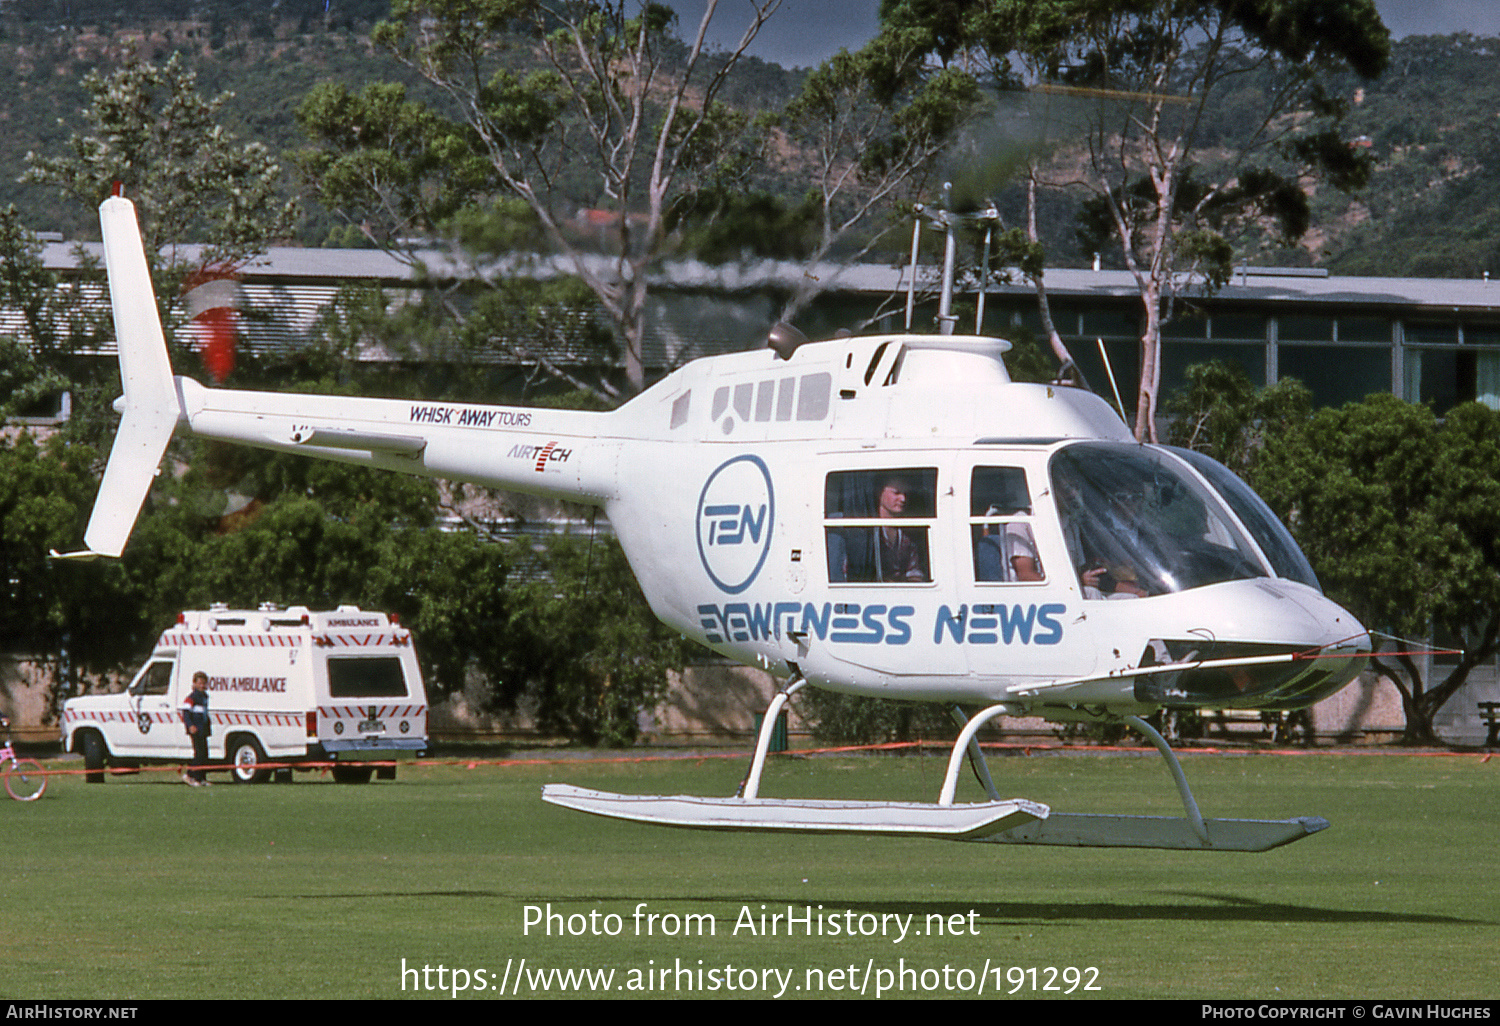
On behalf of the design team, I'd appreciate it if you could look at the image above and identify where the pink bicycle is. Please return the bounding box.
[1,716,46,801]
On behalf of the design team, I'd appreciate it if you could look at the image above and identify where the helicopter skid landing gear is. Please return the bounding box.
[543,676,1047,839]
[941,704,1328,852]
[540,693,1328,852]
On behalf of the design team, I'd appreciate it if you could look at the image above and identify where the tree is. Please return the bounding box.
[25,54,297,274]
[0,431,156,718]
[873,0,1075,368]
[1164,358,1310,477]
[892,0,1390,439]
[21,54,299,434]
[297,0,781,397]
[1247,395,1500,743]
[494,534,688,746]
[772,26,983,321]
[0,206,105,421]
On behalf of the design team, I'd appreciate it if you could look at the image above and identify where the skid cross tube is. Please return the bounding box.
[950,705,1002,802]
[940,702,1018,805]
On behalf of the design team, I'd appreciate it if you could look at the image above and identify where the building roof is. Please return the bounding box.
[38,238,1500,314]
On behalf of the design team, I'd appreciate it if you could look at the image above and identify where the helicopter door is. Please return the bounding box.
[955,463,1088,681]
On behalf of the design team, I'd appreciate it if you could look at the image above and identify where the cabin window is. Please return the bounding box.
[776,377,796,420]
[733,383,754,421]
[824,468,936,583]
[755,380,775,421]
[797,373,831,420]
[1168,447,1319,589]
[970,467,1044,583]
[710,374,830,429]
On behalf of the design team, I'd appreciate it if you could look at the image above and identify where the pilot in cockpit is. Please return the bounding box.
[1056,476,1152,599]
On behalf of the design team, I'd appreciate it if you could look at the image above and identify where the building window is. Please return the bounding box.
[1279,345,1392,407]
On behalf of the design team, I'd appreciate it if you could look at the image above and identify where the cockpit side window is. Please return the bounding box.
[970,467,1044,583]
[1050,444,1268,598]
[824,468,936,584]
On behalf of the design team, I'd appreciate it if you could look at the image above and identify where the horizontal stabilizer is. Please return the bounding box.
[289,426,427,455]
[541,784,1048,839]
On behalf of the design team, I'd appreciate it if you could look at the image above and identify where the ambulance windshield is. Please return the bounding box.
[1050,443,1269,598]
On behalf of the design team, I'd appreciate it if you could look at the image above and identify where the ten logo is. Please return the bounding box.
[696,455,775,595]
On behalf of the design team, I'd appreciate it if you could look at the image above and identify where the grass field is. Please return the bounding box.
[2,747,1495,1000]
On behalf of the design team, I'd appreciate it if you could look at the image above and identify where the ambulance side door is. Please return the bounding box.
[121,657,178,757]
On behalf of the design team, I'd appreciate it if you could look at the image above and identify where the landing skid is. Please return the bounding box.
[542,785,1049,839]
[978,813,1328,851]
[540,686,1332,853]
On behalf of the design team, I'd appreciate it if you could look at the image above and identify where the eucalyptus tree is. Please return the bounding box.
[884,0,1391,439]
[25,54,298,274]
[298,0,780,398]
[773,26,983,322]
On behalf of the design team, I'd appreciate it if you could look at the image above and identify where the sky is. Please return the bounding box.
[665,0,1500,70]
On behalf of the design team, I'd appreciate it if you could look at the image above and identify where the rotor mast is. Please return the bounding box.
[907,183,1003,337]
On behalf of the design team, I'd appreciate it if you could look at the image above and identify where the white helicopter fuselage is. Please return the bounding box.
[138,323,1365,722]
[72,196,1374,849]
[83,195,1366,727]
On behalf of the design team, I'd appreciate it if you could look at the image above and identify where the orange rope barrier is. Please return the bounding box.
[7,738,1496,782]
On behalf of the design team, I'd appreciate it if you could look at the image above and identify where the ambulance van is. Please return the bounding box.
[61,604,429,783]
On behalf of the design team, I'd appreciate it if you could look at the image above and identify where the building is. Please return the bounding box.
[9,241,1497,743]
[21,240,1500,414]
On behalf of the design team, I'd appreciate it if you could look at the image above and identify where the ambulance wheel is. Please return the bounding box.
[82,732,107,784]
[332,765,373,784]
[228,737,269,784]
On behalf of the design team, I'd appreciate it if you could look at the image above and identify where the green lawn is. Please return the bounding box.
[2,749,1494,1000]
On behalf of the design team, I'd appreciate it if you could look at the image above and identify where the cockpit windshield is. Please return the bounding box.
[1050,443,1269,598]
[1167,446,1320,590]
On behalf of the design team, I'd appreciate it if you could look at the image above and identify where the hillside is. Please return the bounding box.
[1322,33,1500,277]
[3,3,1500,278]
[0,2,409,243]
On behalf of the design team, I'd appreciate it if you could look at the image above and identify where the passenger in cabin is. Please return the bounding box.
[974,514,1044,582]
[876,475,927,582]
[824,468,933,584]
[971,468,1043,583]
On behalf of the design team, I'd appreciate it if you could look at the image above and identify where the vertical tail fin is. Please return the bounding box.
[54,197,182,559]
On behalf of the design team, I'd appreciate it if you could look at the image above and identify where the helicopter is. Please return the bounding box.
[60,193,1370,852]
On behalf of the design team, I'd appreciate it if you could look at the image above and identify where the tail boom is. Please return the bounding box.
[174,379,619,502]
[65,195,617,559]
